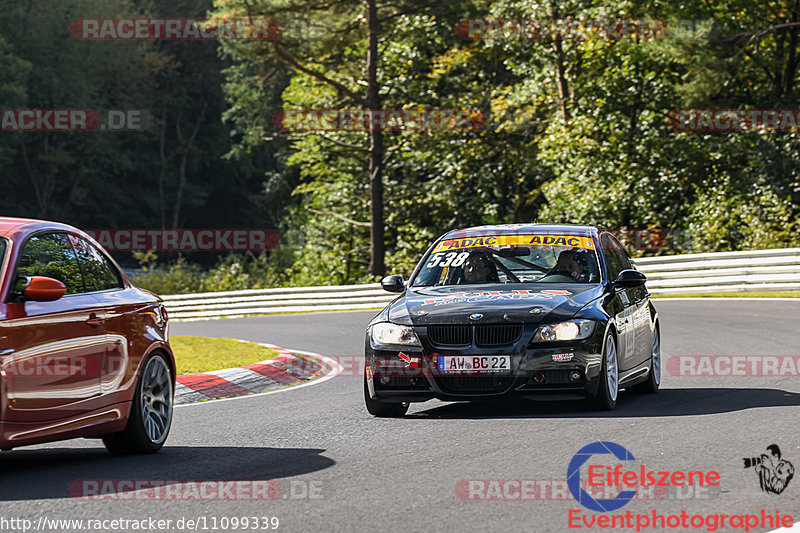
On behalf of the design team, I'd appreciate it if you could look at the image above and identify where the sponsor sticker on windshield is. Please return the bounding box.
[432,234,594,253]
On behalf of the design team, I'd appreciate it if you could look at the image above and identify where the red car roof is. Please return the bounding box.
[0,217,79,239]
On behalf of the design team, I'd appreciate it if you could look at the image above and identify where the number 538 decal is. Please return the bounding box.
[426,251,469,269]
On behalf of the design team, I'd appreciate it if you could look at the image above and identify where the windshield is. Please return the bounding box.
[411,233,601,287]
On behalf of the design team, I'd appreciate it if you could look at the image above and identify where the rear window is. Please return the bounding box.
[411,233,601,286]
[69,235,123,292]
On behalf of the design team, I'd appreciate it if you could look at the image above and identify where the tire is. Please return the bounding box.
[589,331,619,410]
[364,375,409,418]
[631,324,661,394]
[103,352,174,455]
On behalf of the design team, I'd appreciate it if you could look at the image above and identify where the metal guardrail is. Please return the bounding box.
[635,247,800,295]
[162,283,396,320]
[162,248,800,319]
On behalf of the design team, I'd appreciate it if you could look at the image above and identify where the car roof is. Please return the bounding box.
[442,223,600,239]
[0,217,79,239]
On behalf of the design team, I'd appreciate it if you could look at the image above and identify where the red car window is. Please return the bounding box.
[68,235,122,292]
[15,232,84,294]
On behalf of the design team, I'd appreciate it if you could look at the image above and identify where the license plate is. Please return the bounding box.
[437,355,511,373]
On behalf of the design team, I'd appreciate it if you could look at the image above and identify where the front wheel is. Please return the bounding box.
[364,375,409,418]
[103,352,174,455]
[632,325,660,394]
[589,332,619,410]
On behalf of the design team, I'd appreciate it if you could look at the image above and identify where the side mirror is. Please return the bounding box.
[22,276,67,302]
[381,274,405,293]
[612,269,647,289]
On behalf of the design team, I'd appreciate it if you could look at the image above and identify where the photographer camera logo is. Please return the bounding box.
[743,444,794,495]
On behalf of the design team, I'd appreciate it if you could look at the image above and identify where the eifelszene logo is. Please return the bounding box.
[567,441,721,512]
[743,444,794,495]
[567,441,637,512]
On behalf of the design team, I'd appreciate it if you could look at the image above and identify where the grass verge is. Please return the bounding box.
[171,336,279,375]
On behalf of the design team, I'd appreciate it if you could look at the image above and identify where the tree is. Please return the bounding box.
[216,0,461,277]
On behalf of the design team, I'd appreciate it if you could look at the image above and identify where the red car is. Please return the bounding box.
[0,217,174,454]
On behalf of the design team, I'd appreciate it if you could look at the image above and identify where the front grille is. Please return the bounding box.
[476,324,522,346]
[427,325,471,346]
[436,375,513,393]
[427,324,523,346]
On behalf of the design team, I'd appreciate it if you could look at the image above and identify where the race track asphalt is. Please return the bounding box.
[3,299,800,533]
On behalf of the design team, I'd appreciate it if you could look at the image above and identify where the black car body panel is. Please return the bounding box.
[387,284,603,326]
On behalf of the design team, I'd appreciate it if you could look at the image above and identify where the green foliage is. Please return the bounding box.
[16,234,85,294]
[0,36,31,168]
[0,0,282,256]
[5,0,800,289]
[129,247,296,294]
[687,174,800,252]
[129,256,206,294]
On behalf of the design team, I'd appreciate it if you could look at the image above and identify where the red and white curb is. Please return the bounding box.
[174,343,332,405]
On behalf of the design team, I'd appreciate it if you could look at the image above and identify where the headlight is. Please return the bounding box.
[532,320,596,343]
[371,322,422,347]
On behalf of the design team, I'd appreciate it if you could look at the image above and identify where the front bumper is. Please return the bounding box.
[365,324,605,403]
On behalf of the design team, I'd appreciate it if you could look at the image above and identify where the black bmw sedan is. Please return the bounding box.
[364,224,660,417]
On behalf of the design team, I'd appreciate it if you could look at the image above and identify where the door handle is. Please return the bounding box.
[86,317,104,327]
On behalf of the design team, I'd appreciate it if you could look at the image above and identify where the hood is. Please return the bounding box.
[387,284,604,326]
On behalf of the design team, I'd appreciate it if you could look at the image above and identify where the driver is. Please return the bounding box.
[462,252,499,283]
[553,249,584,280]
